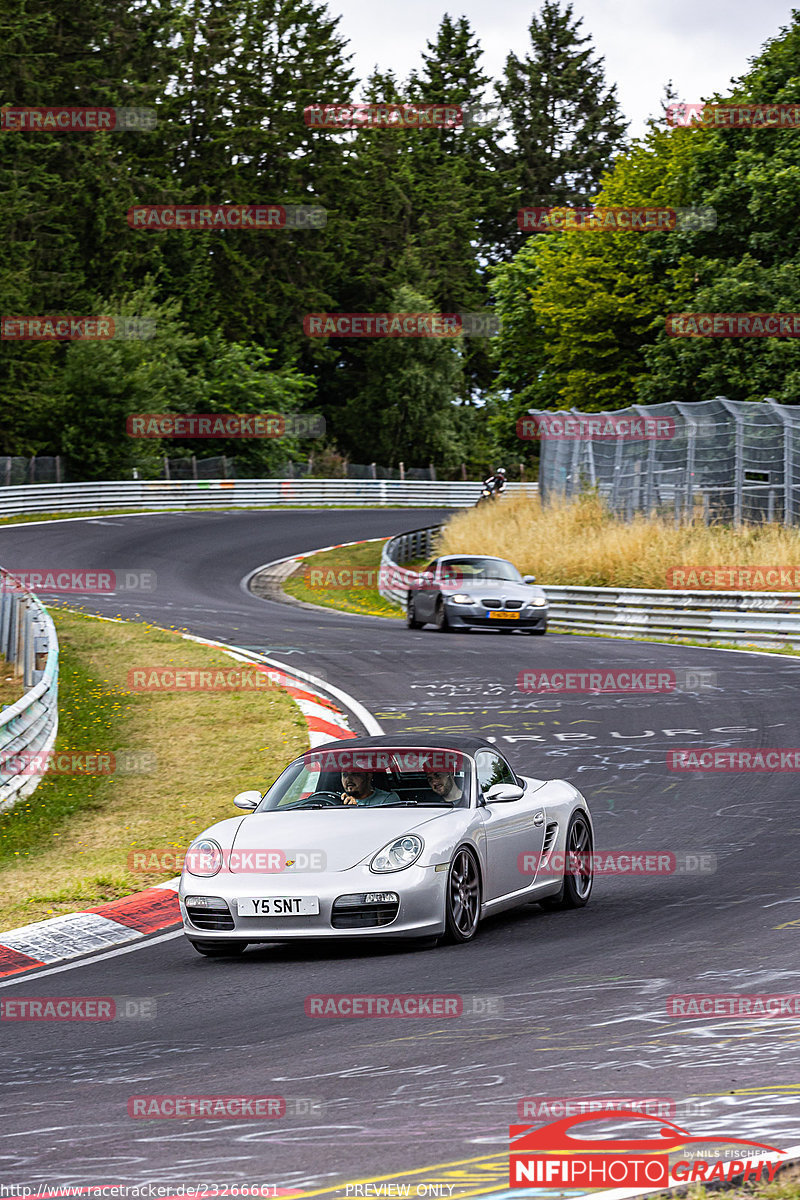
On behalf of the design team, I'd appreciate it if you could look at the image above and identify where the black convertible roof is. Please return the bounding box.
[307,733,502,757]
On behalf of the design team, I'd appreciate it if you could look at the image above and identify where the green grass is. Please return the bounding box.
[0,608,308,930]
[283,539,407,618]
[0,654,24,708]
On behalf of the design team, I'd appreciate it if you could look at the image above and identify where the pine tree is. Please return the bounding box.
[491,0,628,257]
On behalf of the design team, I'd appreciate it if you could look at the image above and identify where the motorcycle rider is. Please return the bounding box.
[482,467,508,499]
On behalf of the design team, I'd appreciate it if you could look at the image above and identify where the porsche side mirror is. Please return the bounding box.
[485,783,525,803]
[523,574,536,584]
[233,790,262,810]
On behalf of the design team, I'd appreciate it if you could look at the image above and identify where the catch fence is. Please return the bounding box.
[530,397,800,526]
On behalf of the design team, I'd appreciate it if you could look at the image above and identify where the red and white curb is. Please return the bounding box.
[0,632,373,979]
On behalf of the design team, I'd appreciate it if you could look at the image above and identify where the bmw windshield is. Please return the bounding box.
[441,558,522,583]
[256,747,472,811]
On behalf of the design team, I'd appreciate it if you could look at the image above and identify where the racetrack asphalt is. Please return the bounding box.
[0,508,799,1190]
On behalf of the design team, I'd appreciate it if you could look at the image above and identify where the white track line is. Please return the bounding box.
[0,930,185,988]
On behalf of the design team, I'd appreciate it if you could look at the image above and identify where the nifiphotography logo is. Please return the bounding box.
[509,1110,784,1189]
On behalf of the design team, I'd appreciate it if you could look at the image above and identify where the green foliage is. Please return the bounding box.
[490,10,800,419]
[12,0,800,473]
[56,286,314,478]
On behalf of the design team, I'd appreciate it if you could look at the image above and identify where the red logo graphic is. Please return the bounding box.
[510,1111,783,1189]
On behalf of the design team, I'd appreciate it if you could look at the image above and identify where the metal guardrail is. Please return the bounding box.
[0,570,59,810]
[379,524,800,648]
[380,527,443,604]
[542,585,800,647]
[0,479,538,518]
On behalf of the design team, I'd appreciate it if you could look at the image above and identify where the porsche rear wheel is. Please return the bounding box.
[444,847,481,942]
[188,939,247,957]
[540,812,593,910]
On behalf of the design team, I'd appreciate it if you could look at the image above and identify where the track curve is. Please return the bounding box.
[1,509,799,1189]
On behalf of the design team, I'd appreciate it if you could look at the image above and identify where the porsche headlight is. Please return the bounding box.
[448,593,474,604]
[371,835,423,873]
[185,838,223,877]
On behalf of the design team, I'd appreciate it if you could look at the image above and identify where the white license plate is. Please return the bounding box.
[237,897,319,917]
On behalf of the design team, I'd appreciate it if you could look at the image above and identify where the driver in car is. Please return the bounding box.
[340,768,401,806]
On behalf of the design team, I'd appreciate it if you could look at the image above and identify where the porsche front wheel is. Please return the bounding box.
[540,812,593,910]
[444,847,481,942]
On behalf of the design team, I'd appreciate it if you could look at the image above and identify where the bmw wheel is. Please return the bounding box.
[434,599,451,633]
[407,596,423,629]
[444,847,481,942]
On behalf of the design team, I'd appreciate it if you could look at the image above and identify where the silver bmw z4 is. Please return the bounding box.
[406,555,548,634]
[179,735,593,957]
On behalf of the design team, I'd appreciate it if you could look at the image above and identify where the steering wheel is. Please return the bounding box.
[306,790,346,806]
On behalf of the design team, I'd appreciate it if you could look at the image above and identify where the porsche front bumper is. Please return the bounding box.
[179,860,449,942]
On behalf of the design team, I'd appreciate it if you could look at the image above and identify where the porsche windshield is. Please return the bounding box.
[257,747,471,811]
[441,558,521,583]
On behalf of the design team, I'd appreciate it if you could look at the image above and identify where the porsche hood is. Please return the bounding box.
[227,808,451,873]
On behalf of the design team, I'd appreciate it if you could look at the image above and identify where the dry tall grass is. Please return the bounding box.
[436,493,800,589]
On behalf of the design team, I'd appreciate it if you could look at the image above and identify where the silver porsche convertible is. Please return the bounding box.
[179,735,593,957]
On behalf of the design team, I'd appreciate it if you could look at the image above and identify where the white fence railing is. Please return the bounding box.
[379,525,800,649]
[0,571,59,810]
[0,479,538,518]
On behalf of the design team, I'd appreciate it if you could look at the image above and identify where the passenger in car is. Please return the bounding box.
[424,766,463,805]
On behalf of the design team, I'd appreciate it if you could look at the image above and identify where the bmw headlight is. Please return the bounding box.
[529,597,547,607]
[448,593,474,605]
[371,835,424,873]
[185,837,223,877]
